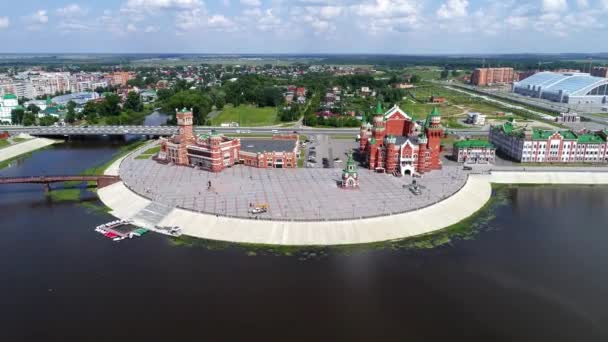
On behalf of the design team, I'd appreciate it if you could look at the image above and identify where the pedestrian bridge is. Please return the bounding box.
[0,175,121,191]
[29,126,179,137]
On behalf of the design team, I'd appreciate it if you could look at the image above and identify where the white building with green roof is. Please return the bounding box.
[489,120,608,163]
[453,140,496,164]
[0,94,19,124]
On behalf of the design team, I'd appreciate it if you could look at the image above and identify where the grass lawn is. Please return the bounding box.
[135,146,161,159]
[82,140,148,176]
[211,105,278,127]
[0,139,9,148]
[12,137,29,143]
[47,188,81,202]
[331,135,357,140]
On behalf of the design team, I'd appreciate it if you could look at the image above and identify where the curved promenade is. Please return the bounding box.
[0,137,57,163]
[98,150,608,245]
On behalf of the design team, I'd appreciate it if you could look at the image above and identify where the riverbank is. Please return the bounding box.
[0,137,58,167]
[98,168,608,246]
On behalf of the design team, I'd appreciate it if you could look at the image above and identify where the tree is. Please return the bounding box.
[440,70,450,79]
[39,115,59,126]
[22,112,36,126]
[81,101,97,120]
[65,101,77,124]
[163,90,212,125]
[99,94,121,117]
[124,91,143,112]
[27,104,41,115]
[11,108,25,125]
[257,87,282,107]
[410,75,421,83]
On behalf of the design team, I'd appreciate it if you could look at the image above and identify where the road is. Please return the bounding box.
[2,125,489,137]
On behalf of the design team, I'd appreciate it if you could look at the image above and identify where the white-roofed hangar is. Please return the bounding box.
[513,71,608,111]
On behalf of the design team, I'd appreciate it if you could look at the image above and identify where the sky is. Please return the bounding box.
[0,0,605,54]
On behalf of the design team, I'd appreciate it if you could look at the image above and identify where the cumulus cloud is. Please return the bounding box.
[542,0,568,12]
[207,14,237,31]
[0,17,9,29]
[127,23,138,32]
[318,6,342,19]
[144,25,159,32]
[240,0,261,6]
[437,0,469,19]
[56,4,88,17]
[25,10,49,24]
[123,0,203,11]
[353,0,421,32]
[23,10,49,30]
[175,8,205,31]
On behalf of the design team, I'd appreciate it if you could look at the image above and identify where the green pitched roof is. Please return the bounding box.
[577,133,606,144]
[3,94,17,100]
[493,121,524,138]
[454,140,495,149]
[429,107,441,117]
[180,107,190,113]
[342,153,357,176]
[374,102,383,115]
[531,129,577,141]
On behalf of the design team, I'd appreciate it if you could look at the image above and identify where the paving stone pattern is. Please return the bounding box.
[120,155,468,221]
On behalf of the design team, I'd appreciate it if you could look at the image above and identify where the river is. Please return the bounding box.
[1,142,607,341]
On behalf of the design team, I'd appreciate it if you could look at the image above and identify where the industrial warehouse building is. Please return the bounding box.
[513,71,608,111]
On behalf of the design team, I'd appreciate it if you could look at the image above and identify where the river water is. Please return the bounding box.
[1,142,608,341]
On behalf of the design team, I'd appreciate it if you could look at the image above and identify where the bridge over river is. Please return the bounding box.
[0,175,121,192]
[4,125,488,137]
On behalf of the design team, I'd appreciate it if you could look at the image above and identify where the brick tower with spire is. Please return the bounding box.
[176,107,194,165]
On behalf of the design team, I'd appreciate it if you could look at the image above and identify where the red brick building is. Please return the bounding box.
[591,67,608,78]
[158,108,241,172]
[359,103,443,176]
[157,108,298,171]
[239,136,298,169]
[471,68,515,86]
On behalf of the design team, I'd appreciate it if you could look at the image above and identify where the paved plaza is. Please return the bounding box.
[120,150,468,221]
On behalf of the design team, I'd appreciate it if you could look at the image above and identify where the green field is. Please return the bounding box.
[135,146,161,159]
[211,105,278,127]
[403,67,443,81]
[0,139,9,148]
[12,137,28,143]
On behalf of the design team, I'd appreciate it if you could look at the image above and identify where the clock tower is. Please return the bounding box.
[176,107,195,165]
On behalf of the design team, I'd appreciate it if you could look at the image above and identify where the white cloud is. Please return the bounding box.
[240,0,261,6]
[57,4,88,17]
[123,0,203,11]
[23,10,49,31]
[175,8,205,31]
[542,0,568,12]
[208,14,236,31]
[577,0,589,8]
[437,0,469,19]
[127,23,138,32]
[144,25,159,32]
[0,17,9,29]
[353,0,421,33]
[318,6,342,19]
[505,16,529,30]
[25,10,49,24]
